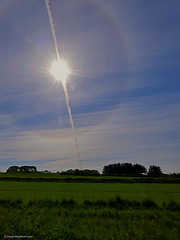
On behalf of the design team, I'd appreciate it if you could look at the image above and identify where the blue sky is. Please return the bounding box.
[0,0,180,173]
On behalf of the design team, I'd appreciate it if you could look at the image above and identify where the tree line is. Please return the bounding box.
[103,163,163,177]
[5,163,164,177]
[60,169,100,176]
[6,165,37,173]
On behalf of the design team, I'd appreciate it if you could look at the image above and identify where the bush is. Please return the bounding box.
[142,199,158,209]
[163,201,180,211]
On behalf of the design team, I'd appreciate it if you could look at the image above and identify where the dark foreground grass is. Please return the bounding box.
[0,197,180,240]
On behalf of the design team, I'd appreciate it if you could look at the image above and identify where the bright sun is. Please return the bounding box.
[50,58,71,85]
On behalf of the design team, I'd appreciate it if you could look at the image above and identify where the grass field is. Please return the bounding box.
[0,176,180,239]
[0,181,180,205]
[0,172,180,183]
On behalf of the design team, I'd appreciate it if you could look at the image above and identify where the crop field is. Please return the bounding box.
[0,178,180,239]
[0,181,180,204]
[1,172,180,183]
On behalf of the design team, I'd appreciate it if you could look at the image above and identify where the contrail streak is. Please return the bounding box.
[63,83,81,161]
[45,0,60,59]
[45,0,81,162]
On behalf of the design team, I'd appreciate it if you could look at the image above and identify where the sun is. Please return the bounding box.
[50,58,71,85]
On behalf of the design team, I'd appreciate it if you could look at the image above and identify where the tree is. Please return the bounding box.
[102,163,147,175]
[19,166,37,172]
[6,165,37,173]
[148,165,162,177]
[6,166,19,173]
[133,164,147,175]
[60,169,100,176]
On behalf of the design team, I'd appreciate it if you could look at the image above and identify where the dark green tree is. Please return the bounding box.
[6,166,19,173]
[133,164,147,175]
[103,163,147,175]
[148,165,162,177]
[60,169,100,176]
[19,166,37,172]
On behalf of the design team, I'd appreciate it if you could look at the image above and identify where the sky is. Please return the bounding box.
[0,0,180,173]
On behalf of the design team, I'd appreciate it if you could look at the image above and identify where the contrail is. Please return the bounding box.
[63,83,81,161]
[45,0,81,162]
[45,0,60,59]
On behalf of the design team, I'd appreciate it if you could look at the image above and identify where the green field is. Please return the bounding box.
[0,177,180,239]
[1,172,180,183]
[0,181,180,205]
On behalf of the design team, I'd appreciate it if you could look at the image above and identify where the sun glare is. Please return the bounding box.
[50,58,71,84]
